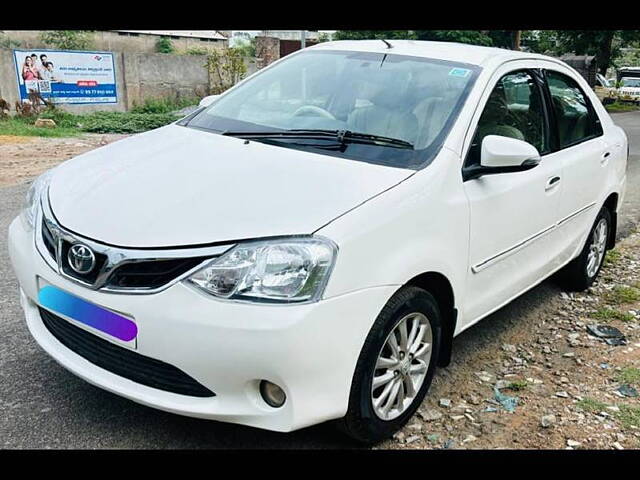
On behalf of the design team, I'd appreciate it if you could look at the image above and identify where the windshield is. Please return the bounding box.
[184,50,480,169]
[621,78,640,88]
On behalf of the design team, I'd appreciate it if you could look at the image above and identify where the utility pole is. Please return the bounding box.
[513,30,522,51]
[301,30,306,49]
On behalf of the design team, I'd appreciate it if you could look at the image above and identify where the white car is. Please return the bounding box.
[8,40,628,443]
[618,77,640,104]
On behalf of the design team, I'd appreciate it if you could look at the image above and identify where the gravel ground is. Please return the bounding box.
[0,112,639,449]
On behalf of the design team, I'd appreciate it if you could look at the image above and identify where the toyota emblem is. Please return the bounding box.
[68,244,96,274]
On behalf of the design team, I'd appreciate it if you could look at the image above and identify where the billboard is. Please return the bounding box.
[13,49,117,104]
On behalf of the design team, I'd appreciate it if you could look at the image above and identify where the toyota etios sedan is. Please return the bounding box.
[9,40,627,443]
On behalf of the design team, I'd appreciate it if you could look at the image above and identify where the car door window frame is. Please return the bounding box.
[462,68,553,177]
[541,68,604,152]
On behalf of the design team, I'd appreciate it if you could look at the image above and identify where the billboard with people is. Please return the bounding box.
[13,49,117,104]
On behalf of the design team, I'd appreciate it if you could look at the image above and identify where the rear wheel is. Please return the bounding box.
[556,207,611,291]
[338,286,441,444]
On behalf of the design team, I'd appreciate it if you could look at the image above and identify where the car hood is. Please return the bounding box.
[48,124,413,248]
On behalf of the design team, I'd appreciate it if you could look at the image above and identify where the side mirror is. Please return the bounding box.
[199,94,220,108]
[463,135,541,181]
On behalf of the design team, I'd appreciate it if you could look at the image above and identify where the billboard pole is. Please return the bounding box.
[301,30,306,49]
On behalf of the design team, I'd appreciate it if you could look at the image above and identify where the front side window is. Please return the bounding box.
[466,70,548,166]
[546,70,602,148]
[184,50,480,169]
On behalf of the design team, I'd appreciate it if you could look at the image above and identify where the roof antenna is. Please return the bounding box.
[381,39,393,49]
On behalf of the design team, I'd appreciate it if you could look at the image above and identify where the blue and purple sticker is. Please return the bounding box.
[38,285,137,341]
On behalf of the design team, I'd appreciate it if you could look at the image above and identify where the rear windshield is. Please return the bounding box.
[184,50,480,169]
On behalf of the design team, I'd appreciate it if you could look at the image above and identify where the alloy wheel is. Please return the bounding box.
[586,218,608,278]
[371,312,433,421]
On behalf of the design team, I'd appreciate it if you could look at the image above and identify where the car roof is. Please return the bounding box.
[308,39,557,68]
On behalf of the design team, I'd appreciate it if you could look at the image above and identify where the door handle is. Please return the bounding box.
[545,176,561,191]
[601,151,611,165]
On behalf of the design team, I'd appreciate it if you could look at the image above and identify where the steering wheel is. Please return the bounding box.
[292,105,336,120]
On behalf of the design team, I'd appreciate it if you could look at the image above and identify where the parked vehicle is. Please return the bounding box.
[618,77,640,104]
[616,67,640,104]
[9,40,628,444]
[595,73,617,105]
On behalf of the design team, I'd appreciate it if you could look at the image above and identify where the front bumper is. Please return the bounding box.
[8,216,396,432]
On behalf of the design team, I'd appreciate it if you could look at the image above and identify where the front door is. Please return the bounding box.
[462,68,564,324]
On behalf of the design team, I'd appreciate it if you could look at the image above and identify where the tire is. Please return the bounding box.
[337,286,442,444]
[556,206,612,292]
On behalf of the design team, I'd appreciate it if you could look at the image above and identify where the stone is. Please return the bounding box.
[555,391,570,398]
[419,409,443,422]
[462,434,477,443]
[34,118,56,128]
[502,344,517,353]
[475,371,494,382]
[541,414,556,428]
[567,439,581,447]
[613,442,624,450]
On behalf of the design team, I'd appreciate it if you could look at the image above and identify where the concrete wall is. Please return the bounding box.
[0,47,258,114]
[0,30,227,54]
[123,52,210,109]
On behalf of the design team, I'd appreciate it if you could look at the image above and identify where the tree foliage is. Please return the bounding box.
[334,30,416,40]
[40,31,93,50]
[414,30,494,46]
[332,30,640,74]
[206,48,248,94]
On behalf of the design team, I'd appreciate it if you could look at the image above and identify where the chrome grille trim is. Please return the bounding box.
[36,194,235,294]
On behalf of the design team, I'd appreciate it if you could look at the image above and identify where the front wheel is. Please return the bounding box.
[556,206,611,291]
[337,286,441,444]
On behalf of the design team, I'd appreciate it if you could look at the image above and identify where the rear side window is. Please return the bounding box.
[545,71,603,148]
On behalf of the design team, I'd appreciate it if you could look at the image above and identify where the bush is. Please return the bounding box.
[184,46,208,56]
[130,97,198,114]
[38,107,80,128]
[156,37,175,54]
[40,31,93,50]
[79,112,180,134]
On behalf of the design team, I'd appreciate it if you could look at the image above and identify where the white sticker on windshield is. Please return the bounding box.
[449,68,471,78]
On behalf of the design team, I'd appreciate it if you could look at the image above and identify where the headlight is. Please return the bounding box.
[186,237,337,303]
[21,169,54,230]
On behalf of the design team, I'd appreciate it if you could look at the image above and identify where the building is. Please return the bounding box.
[227,30,336,47]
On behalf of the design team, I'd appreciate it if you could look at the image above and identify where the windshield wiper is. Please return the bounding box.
[221,129,414,150]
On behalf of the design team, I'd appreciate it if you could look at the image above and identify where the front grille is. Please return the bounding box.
[39,307,216,398]
[105,257,208,290]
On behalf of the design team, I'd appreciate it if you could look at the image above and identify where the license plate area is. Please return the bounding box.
[37,278,137,350]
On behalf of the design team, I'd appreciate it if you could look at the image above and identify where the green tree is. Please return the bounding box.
[40,31,93,50]
[156,36,175,54]
[555,30,640,74]
[334,30,416,40]
[521,30,559,54]
[413,30,493,46]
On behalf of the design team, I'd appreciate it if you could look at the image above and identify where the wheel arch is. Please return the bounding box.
[406,271,457,368]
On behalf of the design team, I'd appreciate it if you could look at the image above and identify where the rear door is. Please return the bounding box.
[541,67,610,264]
